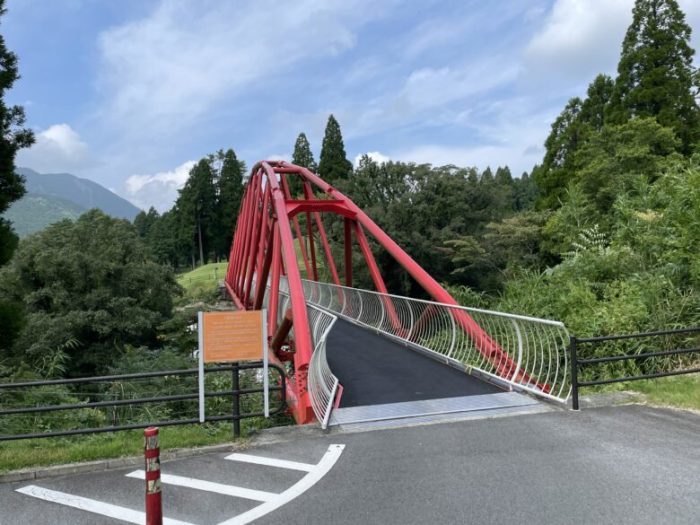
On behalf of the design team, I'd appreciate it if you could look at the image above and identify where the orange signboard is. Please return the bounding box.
[200,310,266,363]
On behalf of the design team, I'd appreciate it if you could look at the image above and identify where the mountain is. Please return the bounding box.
[3,168,142,237]
[16,168,140,220]
[3,194,87,237]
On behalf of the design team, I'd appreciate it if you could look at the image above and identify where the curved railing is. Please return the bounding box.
[283,278,571,403]
[262,284,339,428]
[306,305,339,429]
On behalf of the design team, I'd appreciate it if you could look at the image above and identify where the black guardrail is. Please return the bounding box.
[570,327,700,410]
[0,361,286,441]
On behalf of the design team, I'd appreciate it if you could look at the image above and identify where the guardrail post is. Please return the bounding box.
[144,427,162,525]
[232,363,241,438]
[570,336,580,411]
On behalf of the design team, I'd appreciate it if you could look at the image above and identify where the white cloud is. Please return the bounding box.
[265,153,290,162]
[524,0,700,86]
[391,143,540,176]
[388,99,556,176]
[524,0,632,83]
[17,124,89,173]
[280,57,520,146]
[401,63,519,112]
[123,160,196,212]
[354,151,390,166]
[96,0,389,139]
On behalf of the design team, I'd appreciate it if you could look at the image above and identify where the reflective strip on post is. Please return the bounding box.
[144,427,163,525]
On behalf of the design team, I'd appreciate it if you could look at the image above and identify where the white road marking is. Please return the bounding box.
[218,444,345,525]
[224,452,316,472]
[15,485,195,525]
[126,470,277,502]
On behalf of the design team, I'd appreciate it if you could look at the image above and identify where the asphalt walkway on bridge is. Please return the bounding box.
[326,319,501,408]
[322,319,545,430]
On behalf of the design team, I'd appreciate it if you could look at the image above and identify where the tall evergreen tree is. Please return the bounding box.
[177,159,217,266]
[289,132,316,197]
[318,114,352,183]
[0,0,34,353]
[608,0,700,152]
[134,207,160,238]
[292,132,317,172]
[0,0,34,265]
[494,166,513,185]
[533,97,584,208]
[480,167,494,184]
[215,149,245,259]
[513,172,538,211]
[580,74,615,132]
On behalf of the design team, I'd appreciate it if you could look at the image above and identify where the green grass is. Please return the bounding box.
[590,372,700,411]
[0,415,292,474]
[623,373,700,411]
[177,262,228,300]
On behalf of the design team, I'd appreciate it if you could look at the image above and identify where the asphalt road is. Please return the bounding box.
[1,404,699,524]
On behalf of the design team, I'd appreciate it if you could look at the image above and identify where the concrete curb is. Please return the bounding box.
[0,440,250,484]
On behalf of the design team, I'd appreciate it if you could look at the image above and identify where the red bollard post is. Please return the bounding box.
[144,427,163,525]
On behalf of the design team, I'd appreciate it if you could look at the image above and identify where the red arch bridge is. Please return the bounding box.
[225,161,570,428]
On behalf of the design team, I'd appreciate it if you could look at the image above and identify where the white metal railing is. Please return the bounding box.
[305,305,339,429]
[280,278,571,403]
[262,284,339,428]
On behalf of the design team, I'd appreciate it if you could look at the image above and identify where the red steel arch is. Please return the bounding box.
[226,161,545,424]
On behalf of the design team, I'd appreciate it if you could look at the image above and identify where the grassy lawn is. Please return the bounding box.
[177,262,228,300]
[0,416,292,474]
[622,373,700,411]
[589,372,700,411]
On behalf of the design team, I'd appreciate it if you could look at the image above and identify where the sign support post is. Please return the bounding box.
[262,312,269,417]
[198,311,205,423]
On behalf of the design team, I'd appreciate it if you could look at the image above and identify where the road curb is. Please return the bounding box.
[0,441,249,484]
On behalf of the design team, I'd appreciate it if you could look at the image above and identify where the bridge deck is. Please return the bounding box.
[326,319,501,408]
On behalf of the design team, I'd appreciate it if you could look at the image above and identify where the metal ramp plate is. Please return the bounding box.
[328,391,547,431]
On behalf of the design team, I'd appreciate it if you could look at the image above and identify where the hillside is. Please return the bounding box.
[3,168,142,237]
[17,168,140,220]
[3,194,86,237]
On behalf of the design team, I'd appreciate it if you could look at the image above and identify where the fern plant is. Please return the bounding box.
[563,224,608,260]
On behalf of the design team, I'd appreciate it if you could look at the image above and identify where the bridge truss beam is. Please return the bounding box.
[226,161,547,424]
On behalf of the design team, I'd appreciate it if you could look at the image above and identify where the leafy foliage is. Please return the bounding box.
[0,210,180,377]
[336,157,538,294]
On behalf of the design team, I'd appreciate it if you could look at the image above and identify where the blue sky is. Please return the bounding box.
[7,0,700,212]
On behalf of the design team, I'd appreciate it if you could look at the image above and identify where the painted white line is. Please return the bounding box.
[218,444,345,525]
[15,485,195,525]
[224,452,316,472]
[126,470,277,502]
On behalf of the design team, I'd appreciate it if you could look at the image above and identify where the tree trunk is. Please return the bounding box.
[197,215,204,266]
